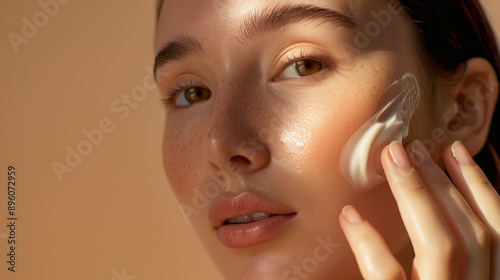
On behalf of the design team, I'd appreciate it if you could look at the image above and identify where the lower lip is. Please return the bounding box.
[216,214,296,248]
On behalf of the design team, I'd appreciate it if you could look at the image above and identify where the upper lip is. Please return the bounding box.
[209,192,296,228]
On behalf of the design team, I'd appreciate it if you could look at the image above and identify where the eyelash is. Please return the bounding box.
[160,79,195,109]
[275,49,334,81]
[160,50,334,109]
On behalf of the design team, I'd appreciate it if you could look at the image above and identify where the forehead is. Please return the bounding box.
[153,0,416,77]
[154,0,386,51]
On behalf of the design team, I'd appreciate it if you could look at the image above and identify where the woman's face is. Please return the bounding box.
[155,0,438,278]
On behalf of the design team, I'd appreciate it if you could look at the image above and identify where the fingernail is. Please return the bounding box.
[451,141,475,165]
[410,140,433,166]
[342,205,364,224]
[389,141,411,169]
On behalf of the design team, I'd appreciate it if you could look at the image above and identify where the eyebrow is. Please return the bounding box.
[239,4,357,43]
[154,36,205,77]
[154,4,356,77]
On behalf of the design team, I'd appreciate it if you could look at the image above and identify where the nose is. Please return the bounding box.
[206,120,271,174]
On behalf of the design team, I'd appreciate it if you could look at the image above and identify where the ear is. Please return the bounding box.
[437,57,499,156]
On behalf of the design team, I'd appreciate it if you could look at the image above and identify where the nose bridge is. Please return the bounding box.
[205,81,270,173]
[208,88,252,142]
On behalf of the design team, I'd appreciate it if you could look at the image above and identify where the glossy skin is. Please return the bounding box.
[154,0,500,279]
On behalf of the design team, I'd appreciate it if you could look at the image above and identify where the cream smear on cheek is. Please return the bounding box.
[340,73,420,193]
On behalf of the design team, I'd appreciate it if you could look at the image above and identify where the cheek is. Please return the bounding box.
[406,87,449,159]
[301,95,410,256]
[340,73,421,193]
[297,91,381,177]
[271,84,385,213]
[162,121,205,200]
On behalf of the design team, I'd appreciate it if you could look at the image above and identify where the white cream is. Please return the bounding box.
[340,73,420,193]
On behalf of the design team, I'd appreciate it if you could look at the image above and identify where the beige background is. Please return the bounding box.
[0,1,498,279]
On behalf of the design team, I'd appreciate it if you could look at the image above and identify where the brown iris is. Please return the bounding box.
[185,87,211,104]
[295,60,322,76]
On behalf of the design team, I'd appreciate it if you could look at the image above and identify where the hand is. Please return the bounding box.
[339,140,500,279]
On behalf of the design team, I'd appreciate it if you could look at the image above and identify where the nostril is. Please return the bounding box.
[230,155,251,165]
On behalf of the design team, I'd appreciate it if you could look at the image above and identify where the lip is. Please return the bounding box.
[209,192,297,248]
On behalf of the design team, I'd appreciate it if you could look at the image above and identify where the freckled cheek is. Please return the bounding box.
[162,128,204,201]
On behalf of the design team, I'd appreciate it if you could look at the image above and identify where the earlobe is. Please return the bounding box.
[439,57,499,156]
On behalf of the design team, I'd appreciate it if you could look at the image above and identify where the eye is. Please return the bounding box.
[175,87,211,107]
[279,59,323,79]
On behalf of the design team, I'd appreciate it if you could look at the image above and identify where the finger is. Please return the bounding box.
[444,140,500,279]
[408,140,490,279]
[381,141,459,280]
[339,205,406,280]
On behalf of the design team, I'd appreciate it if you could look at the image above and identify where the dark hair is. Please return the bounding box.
[155,0,500,189]
[398,0,500,190]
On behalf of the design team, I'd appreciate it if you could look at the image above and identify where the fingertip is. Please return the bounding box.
[451,140,476,166]
[389,141,412,169]
[338,204,405,279]
[339,206,365,236]
[342,205,364,224]
[380,142,394,172]
[443,142,458,170]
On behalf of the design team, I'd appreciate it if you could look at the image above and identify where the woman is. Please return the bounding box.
[154,0,500,278]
